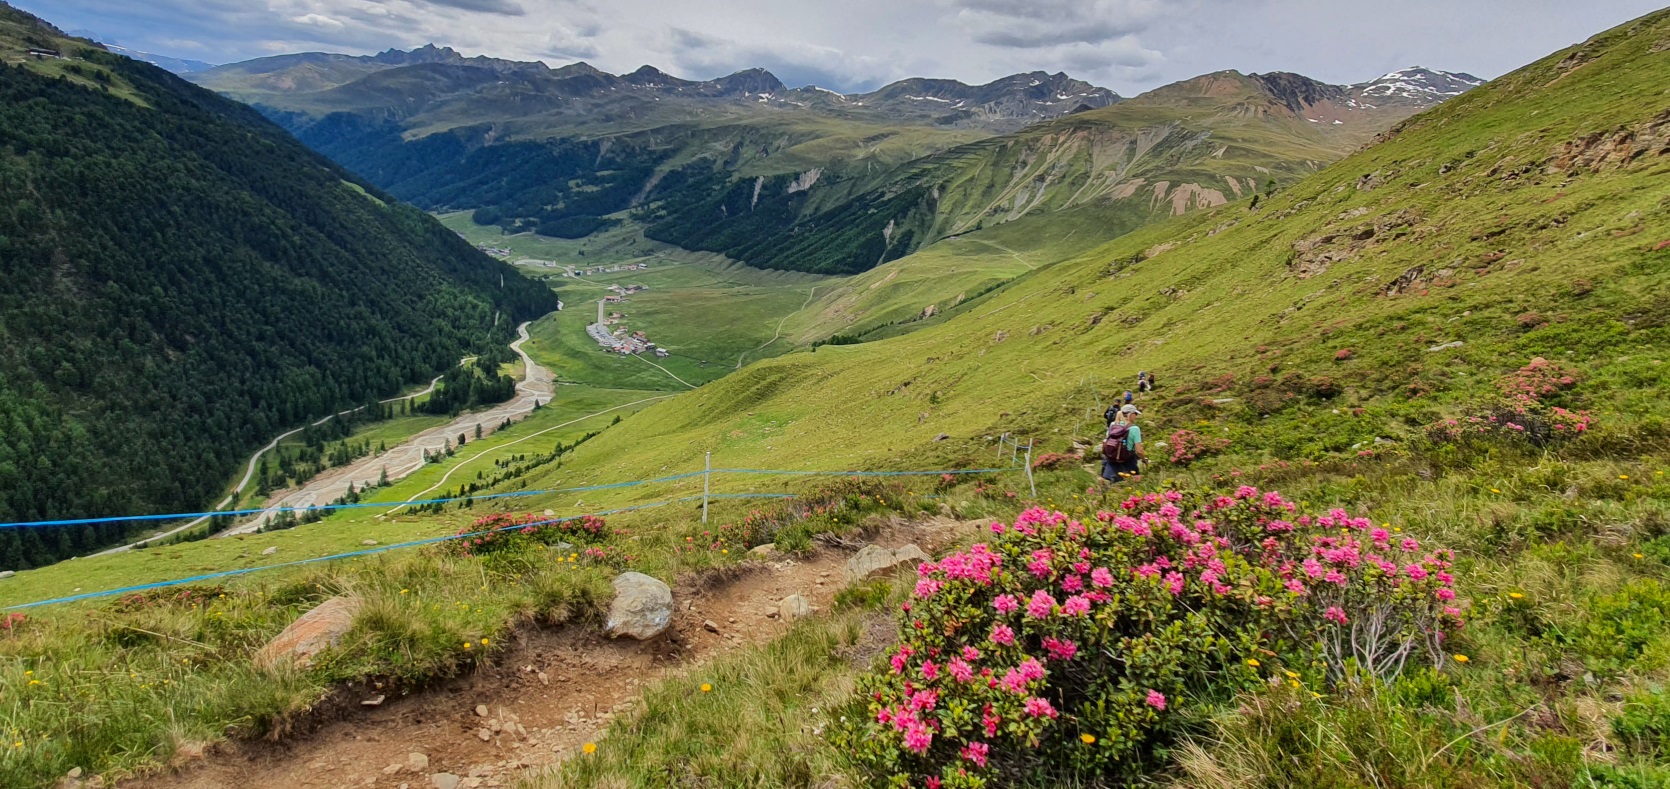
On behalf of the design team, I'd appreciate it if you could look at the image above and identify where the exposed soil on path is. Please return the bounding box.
[123,517,984,789]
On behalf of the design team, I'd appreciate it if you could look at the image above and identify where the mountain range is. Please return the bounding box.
[191,45,1122,133]
[188,46,1479,276]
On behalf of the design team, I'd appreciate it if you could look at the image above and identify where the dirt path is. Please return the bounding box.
[124,518,981,789]
[387,394,676,517]
[628,353,697,389]
[223,324,553,536]
[736,284,819,370]
[92,367,463,556]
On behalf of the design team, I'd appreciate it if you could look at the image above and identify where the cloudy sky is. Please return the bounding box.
[23,0,1668,94]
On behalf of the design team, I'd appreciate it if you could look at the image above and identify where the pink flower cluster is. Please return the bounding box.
[847,488,1464,784]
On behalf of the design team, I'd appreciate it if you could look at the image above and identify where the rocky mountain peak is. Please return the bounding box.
[710,67,786,95]
[1354,67,1484,104]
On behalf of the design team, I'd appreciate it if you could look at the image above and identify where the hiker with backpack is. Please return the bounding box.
[1101,404,1145,483]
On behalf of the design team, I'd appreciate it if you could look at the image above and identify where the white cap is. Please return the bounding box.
[1120,404,1142,415]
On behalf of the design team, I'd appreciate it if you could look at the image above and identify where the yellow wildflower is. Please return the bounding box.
[1246,659,1260,668]
[1080,733,1096,744]
[1453,654,1470,664]
[1508,592,1524,600]
[582,742,597,754]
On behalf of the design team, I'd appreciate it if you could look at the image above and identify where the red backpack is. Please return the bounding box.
[1102,423,1133,463]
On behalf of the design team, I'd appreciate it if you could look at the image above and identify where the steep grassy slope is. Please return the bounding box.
[494,7,1670,502]
[0,5,557,567]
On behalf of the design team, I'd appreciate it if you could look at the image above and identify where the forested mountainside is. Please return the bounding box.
[0,5,558,568]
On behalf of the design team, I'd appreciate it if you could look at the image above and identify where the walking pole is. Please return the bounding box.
[702,451,711,524]
[1024,439,1037,499]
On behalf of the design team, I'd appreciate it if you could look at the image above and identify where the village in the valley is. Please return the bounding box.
[586,289,668,357]
[467,240,670,360]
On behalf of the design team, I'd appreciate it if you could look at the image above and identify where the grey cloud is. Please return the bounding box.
[949,0,1171,48]
[412,0,527,16]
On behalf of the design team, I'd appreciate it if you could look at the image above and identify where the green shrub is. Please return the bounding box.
[1613,685,1670,757]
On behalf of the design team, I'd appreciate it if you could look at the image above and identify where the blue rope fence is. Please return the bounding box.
[5,492,801,611]
[1,458,1029,610]
[0,468,1016,531]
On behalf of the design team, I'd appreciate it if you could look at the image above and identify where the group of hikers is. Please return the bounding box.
[1099,371,1154,485]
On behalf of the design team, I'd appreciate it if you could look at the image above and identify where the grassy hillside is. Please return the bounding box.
[0,5,558,568]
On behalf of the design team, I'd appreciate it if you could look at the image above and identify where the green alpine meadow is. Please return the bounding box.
[1,0,1669,787]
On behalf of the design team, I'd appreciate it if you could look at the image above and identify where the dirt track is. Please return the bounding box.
[223,323,554,535]
[123,518,980,789]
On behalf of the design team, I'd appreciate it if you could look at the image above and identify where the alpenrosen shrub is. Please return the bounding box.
[449,512,608,557]
[835,487,1464,787]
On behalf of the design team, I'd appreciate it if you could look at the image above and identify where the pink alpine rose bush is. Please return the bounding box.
[835,488,1464,786]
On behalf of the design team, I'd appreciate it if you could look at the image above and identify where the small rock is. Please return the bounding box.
[254,596,363,670]
[362,694,385,707]
[67,768,83,779]
[604,572,674,640]
[748,544,777,557]
[430,773,462,789]
[779,594,813,622]
[362,539,378,546]
[476,728,492,742]
[536,672,549,686]
[475,704,489,718]
[702,620,720,634]
[933,433,951,442]
[1427,340,1465,352]
[261,546,278,556]
[408,753,430,771]
[0,571,13,579]
[489,720,502,733]
[383,764,403,776]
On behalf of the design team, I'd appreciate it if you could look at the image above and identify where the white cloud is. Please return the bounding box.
[290,13,345,29]
[17,0,1670,96]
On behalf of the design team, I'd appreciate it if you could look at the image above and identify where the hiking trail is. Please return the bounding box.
[121,516,982,789]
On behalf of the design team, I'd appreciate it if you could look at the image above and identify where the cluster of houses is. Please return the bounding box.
[565,263,650,277]
[27,48,64,60]
[476,245,513,258]
[588,299,670,357]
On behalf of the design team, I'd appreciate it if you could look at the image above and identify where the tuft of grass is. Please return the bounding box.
[541,613,873,789]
